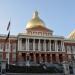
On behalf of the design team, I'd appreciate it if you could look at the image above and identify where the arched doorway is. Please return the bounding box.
[59,54,63,62]
[36,53,39,63]
[22,53,26,61]
[41,54,45,62]
[47,54,50,63]
[30,53,34,62]
[52,54,56,63]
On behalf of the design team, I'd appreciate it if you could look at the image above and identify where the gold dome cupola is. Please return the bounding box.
[26,11,45,29]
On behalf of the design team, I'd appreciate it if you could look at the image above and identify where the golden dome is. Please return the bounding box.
[67,29,75,39]
[26,11,45,29]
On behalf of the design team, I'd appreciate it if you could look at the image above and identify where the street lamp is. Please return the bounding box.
[0,60,7,75]
[62,61,69,75]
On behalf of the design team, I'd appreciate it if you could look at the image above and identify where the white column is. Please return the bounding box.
[19,38,22,51]
[26,38,27,51]
[38,39,40,51]
[27,38,29,51]
[21,39,22,51]
[56,54,59,63]
[55,40,57,52]
[39,54,41,62]
[34,54,36,63]
[18,38,20,51]
[33,39,35,51]
[62,41,64,52]
[61,41,62,51]
[49,40,51,52]
[50,54,52,63]
[57,40,58,52]
[44,40,46,51]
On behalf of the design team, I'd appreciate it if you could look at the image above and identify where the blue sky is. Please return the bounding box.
[0,0,75,37]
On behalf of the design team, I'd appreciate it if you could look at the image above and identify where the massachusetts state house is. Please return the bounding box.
[0,11,75,65]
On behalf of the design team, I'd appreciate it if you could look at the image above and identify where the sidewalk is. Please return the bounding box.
[6,73,64,75]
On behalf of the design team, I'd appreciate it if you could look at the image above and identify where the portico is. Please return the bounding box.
[17,37,66,64]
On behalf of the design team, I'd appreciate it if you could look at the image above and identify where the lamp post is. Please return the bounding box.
[73,61,75,75]
[26,53,30,73]
[63,61,69,75]
[70,46,75,75]
[1,60,7,75]
[71,55,75,75]
[26,53,30,66]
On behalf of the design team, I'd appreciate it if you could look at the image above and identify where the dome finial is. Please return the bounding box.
[32,11,39,18]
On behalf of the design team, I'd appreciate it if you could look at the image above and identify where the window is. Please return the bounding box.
[65,46,67,50]
[22,43,26,50]
[29,39,33,50]
[67,46,71,53]
[68,55,71,60]
[1,43,4,49]
[11,43,16,50]
[46,40,50,51]
[51,40,55,51]
[40,43,43,50]
[35,39,38,51]
[38,32,42,36]
[40,40,44,51]
[12,53,16,62]
[72,46,75,53]
[58,41,62,51]
[44,33,47,36]
[33,32,37,35]
[35,42,38,50]
[6,43,9,49]
[22,39,26,50]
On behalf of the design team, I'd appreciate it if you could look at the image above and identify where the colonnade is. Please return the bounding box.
[18,38,64,52]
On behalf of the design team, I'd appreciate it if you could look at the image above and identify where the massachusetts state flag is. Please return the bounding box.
[7,21,10,31]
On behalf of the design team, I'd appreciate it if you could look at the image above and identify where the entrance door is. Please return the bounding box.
[22,53,26,61]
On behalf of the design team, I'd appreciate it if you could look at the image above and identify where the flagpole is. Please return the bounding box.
[8,31,10,65]
[8,20,11,66]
